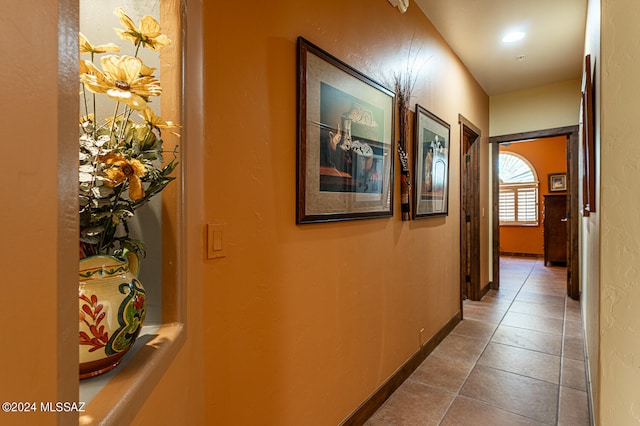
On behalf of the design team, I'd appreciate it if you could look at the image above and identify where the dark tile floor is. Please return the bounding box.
[365,256,590,425]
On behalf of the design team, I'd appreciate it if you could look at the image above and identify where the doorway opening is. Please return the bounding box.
[490,126,580,300]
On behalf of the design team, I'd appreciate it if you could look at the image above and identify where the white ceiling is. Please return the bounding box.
[413,0,588,95]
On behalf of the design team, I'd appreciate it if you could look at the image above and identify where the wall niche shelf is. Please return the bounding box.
[76,0,186,424]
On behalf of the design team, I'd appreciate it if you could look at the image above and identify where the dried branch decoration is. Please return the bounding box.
[388,0,409,14]
[394,38,426,163]
[392,38,428,220]
[394,72,416,174]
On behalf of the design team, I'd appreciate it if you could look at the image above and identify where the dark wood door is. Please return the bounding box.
[460,116,481,302]
[543,194,567,265]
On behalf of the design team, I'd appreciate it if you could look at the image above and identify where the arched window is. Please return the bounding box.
[499,152,539,225]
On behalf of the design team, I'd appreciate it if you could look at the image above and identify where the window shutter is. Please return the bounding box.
[517,186,537,223]
[499,152,540,226]
[499,183,538,225]
[499,190,515,223]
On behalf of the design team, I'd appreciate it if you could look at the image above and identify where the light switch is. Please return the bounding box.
[213,231,223,251]
[207,223,227,259]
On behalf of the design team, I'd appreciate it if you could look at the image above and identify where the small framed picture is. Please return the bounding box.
[412,104,450,218]
[548,173,567,192]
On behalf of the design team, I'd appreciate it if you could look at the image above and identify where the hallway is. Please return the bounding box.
[365,256,590,425]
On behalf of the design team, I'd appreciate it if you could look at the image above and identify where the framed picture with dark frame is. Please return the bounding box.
[548,173,567,192]
[412,104,450,218]
[581,54,596,215]
[296,37,395,224]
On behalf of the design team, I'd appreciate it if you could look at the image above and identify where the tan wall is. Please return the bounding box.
[499,136,567,256]
[198,0,488,424]
[490,79,581,137]
[598,0,640,424]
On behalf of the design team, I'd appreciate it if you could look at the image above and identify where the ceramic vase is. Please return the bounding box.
[78,254,146,379]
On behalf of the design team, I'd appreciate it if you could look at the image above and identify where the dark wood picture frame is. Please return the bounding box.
[296,37,395,224]
[548,172,567,192]
[412,104,450,218]
[581,54,596,214]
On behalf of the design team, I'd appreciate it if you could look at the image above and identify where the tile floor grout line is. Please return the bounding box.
[438,394,555,426]
[533,259,567,425]
[556,293,569,425]
[504,309,566,321]
[485,337,562,358]
[491,321,564,336]
[474,361,563,386]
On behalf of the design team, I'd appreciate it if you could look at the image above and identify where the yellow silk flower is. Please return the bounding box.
[142,108,180,135]
[80,55,162,111]
[114,7,171,51]
[79,32,120,55]
[100,153,147,201]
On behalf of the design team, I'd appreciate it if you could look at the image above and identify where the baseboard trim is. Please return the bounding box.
[500,252,544,258]
[340,311,462,425]
[480,282,491,298]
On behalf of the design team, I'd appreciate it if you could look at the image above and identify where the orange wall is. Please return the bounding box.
[200,1,488,424]
[0,0,79,424]
[499,136,567,255]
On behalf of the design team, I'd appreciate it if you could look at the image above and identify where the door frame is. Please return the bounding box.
[489,125,580,300]
[459,115,483,305]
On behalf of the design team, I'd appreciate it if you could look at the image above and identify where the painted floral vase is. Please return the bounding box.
[79,254,146,379]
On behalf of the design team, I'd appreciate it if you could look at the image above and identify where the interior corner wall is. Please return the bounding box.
[499,136,567,256]
[203,1,489,424]
[489,79,581,137]
[582,0,601,423]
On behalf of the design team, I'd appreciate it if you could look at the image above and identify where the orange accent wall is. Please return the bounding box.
[499,136,567,255]
[195,1,488,424]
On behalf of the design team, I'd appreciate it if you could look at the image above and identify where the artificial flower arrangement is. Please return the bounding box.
[78,7,178,260]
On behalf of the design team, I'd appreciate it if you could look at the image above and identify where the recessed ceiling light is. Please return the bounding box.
[502,31,525,43]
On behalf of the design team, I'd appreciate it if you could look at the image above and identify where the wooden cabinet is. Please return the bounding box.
[543,194,567,265]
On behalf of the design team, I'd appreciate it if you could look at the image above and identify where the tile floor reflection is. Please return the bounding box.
[365,256,590,426]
